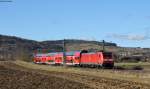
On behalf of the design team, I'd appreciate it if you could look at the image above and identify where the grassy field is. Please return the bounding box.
[115,62,150,70]
[0,61,150,89]
[14,61,150,85]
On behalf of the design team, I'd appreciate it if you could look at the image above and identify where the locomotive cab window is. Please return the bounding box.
[103,52,112,59]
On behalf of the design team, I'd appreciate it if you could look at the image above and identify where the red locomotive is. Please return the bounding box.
[80,51,114,67]
[33,50,114,68]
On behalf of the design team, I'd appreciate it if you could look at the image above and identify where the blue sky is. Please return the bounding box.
[0,0,150,47]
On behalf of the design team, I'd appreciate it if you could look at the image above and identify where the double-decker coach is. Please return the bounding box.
[54,52,63,65]
[34,54,46,64]
[65,51,81,65]
[34,55,42,64]
[45,53,57,64]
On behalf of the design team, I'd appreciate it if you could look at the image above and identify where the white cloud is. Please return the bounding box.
[108,33,150,41]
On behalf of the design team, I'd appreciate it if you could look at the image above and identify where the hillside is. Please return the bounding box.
[0,34,116,61]
[0,34,150,62]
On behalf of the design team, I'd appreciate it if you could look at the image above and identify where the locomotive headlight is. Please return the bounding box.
[105,59,112,61]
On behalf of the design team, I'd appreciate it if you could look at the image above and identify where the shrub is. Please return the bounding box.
[132,66,143,70]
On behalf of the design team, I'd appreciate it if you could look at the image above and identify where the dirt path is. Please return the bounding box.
[0,61,150,89]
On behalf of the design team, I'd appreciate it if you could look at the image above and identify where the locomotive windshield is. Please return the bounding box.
[103,52,112,59]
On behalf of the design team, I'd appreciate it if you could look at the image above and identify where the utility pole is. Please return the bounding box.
[102,40,105,52]
[63,39,66,65]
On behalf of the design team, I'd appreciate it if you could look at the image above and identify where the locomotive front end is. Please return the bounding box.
[102,52,114,68]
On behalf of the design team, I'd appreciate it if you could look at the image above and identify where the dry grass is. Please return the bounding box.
[115,62,150,67]
[115,62,150,70]
[14,61,150,85]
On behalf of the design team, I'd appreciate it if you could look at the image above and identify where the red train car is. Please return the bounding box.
[34,55,42,63]
[34,54,45,64]
[73,52,80,65]
[34,53,63,65]
[41,56,47,64]
[45,53,56,64]
[54,52,63,65]
[65,51,80,65]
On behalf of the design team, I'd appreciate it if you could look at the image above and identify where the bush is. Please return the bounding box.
[132,66,143,70]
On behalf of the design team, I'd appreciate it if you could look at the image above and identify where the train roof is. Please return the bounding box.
[35,51,81,56]
[65,51,81,56]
